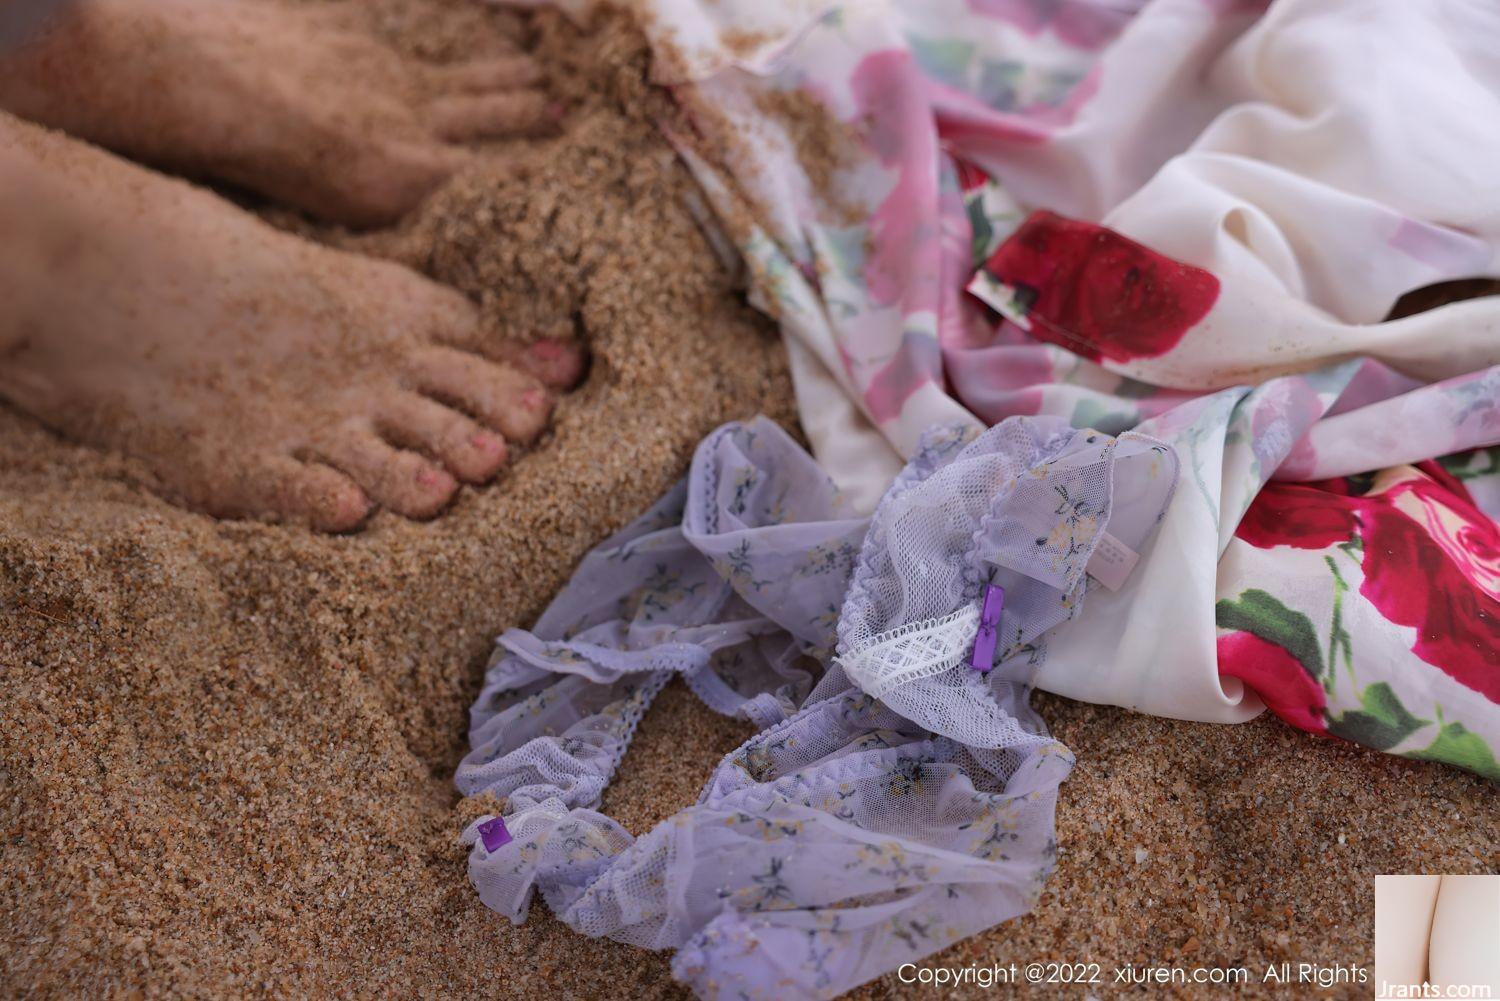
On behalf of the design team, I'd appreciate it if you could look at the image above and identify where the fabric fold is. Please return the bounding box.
[835,418,1178,748]
[457,415,1109,998]
[594,0,1500,758]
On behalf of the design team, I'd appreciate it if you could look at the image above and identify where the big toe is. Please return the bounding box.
[304,136,474,229]
[497,337,589,390]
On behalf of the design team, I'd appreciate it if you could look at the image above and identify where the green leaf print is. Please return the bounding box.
[820,225,867,288]
[1438,444,1500,482]
[1326,683,1429,751]
[906,35,974,88]
[1409,719,1500,781]
[1324,556,1354,682]
[1032,68,1087,109]
[1215,589,1324,681]
[1069,397,1137,437]
[967,198,994,271]
[976,59,1024,110]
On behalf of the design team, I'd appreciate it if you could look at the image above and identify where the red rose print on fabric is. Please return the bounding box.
[1217,630,1329,734]
[1358,468,1500,702]
[953,156,990,194]
[976,211,1220,364]
[1216,587,1333,735]
[1234,478,1358,550]
[1237,463,1500,702]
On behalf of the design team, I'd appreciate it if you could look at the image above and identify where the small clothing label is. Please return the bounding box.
[1086,531,1140,591]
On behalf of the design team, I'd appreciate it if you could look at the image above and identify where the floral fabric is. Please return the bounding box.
[457,415,1182,998]
[519,0,1500,771]
[1217,458,1500,780]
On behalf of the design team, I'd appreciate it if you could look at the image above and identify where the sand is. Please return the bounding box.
[0,3,1494,998]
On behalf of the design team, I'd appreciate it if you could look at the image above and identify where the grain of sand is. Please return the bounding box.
[1,3,1494,998]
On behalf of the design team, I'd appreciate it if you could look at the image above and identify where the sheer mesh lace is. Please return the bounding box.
[454,416,1177,999]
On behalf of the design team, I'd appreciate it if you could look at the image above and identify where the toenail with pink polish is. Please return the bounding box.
[531,340,565,360]
[522,389,547,410]
[471,432,503,453]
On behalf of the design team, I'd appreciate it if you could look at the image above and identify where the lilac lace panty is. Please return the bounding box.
[457,416,1176,999]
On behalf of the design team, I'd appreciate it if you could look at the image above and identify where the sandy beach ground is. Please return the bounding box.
[1,3,1493,997]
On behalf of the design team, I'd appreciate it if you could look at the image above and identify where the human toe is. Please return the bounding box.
[375,390,509,484]
[429,55,544,93]
[408,346,557,444]
[426,92,560,142]
[492,337,589,390]
[203,454,372,532]
[314,425,459,519]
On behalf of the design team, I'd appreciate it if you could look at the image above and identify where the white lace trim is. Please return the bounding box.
[835,605,981,700]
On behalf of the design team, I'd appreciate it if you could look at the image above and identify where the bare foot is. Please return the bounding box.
[0,0,558,227]
[0,113,584,530]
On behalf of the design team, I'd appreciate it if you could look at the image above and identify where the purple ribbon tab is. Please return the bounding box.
[478,816,513,852]
[968,583,1005,673]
